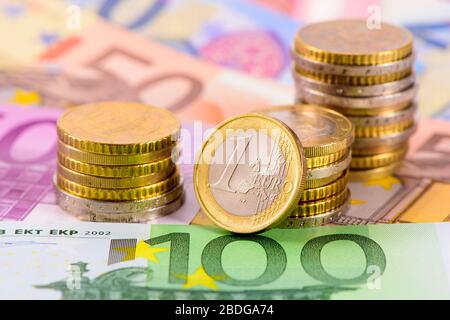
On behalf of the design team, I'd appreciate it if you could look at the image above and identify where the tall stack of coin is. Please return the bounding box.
[55,102,184,223]
[292,20,417,180]
[259,105,354,228]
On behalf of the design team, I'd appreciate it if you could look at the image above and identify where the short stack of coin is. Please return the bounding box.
[292,20,417,180]
[55,102,184,223]
[259,104,354,228]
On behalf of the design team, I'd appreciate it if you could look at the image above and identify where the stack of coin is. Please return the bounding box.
[292,20,417,180]
[259,105,354,228]
[55,102,184,223]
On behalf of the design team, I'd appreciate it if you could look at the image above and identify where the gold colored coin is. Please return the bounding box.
[258,104,354,157]
[354,118,414,138]
[307,152,351,180]
[349,161,401,181]
[350,146,408,169]
[306,148,348,169]
[57,140,178,165]
[57,102,180,155]
[295,66,411,86]
[279,200,350,228]
[194,113,307,233]
[301,170,348,201]
[294,20,413,65]
[292,188,350,217]
[57,168,180,201]
[57,163,175,189]
[305,170,345,189]
[352,142,408,156]
[58,153,176,178]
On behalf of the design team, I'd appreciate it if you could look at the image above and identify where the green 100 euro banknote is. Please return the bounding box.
[0,222,449,299]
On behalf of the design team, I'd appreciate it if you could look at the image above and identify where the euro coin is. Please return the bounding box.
[350,145,408,169]
[347,103,417,127]
[354,118,414,138]
[57,102,180,155]
[352,125,416,149]
[293,71,415,97]
[292,50,415,76]
[57,168,181,201]
[279,199,350,228]
[307,152,351,180]
[349,161,401,181]
[300,170,348,201]
[305,170,346,189]
[194,113,307,233]
[292,188,350,217]
[294,20,413,65]
[258,104,354,157]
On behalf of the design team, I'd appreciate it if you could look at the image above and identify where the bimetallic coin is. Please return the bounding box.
[57,168,181,201]
[56,185,184,223]
[57,102,180,155]
[300,170,348,201]
[58,153,177,178]
[294,20,413,65]
[292,188,350,217]
[279,200,350,228]
[54,178,184,215]
[293,70,415,97]
[352,142,408,156]
[57,163,176,189]
[292,50,415,76]
[307,152,351,180]
[354,118,414,138]
[258,104,354,157]
[194,113,307,233]
[349,161,401,181]
[58,140,179,165]
[350,146,408,169]
[305,170,345,189]
[347,103,417,127]
[296,85,418,114]
[295,66,411,86]
[306,148,348,169]
[352,125,416,149]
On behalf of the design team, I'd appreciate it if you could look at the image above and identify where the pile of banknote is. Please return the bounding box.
[293,20,418,181]
[260,105,354,227]
[54,102,184,222]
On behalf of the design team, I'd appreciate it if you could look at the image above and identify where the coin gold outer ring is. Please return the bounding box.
[257,104,354,157]
[57,163,176,189]
[293,70,416,98]
[295,66,412,86]
[57,152,177,178]
[57,102,181,155]
[349,161,402,182]
[278,199,350,228]
[57,168,181,201]
[291,50,415,76]
[352,125,416,149]
[306,148,348,169]
[193,113,307,234]
[350,146,408,169]
[294,20,413,65]
[300,170,348,201]
[54,178,184,215]
[354,118,414,138]
[291,188,351,217]
[58,140,179,165]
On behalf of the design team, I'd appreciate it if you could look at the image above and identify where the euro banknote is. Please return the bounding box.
[0,18,292,124]
[0,221,449,299]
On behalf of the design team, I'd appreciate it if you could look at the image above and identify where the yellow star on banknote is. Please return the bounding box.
[9,89,41,105]
[363,176,400,190]
[135,240,169,263]
[351,199,367,205]
[181,266,218,291]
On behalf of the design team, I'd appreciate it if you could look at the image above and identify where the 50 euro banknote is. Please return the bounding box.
[0,221,449,299]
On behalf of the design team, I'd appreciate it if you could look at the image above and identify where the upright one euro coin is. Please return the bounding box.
[194,113,307,233]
